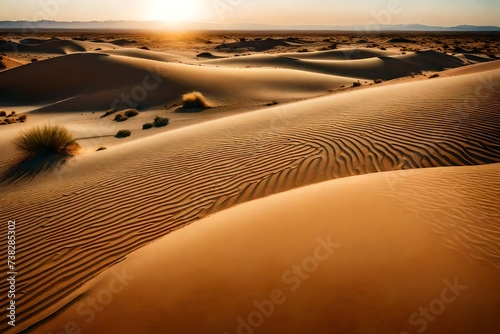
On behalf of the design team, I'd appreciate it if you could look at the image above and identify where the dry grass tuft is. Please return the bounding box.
[114,113,128,122]
[115,130,131,138]
[182,91,210,109]
[14,125,80,156]
[124,109,139,117]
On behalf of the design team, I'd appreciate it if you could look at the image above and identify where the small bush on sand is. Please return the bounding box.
[182,91,210,109]
[101,108,117,118]
[352,81,362,87]
[18,114,27,122]
[31,58,38,63]
[14,125,80,156]
[374,79,383,84]
[114,113,128,122]
[153,116,169,128]
[4,118,14,124]
[0,111,6,117]
[142,122,153,130]
[96,146,107,151]
[115,130,131,138]
[429,73,440,79]
[124,109,139,117]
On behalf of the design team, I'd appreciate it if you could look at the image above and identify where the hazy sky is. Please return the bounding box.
[1,0,499,26]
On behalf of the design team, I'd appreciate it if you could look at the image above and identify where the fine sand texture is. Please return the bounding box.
[0,61,499,333]
[32,163,500,334]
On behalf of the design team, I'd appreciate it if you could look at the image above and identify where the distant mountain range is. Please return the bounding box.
[0,21,499,31]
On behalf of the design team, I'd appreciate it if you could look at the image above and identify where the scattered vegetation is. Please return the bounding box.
[352,81,362,87]
[429,73,440,79]
[101,108,117,118]
[18,114,27,122]
[181,91,210,109]
[114,113,128,122]
[96,147,107,151]
[14,125,80,156]
[374,79,383,84]
[115,130,131,138]
[142,122,153,130]
[31,58,38,63]
[123,109,139,117]
[153,116,169,128]
[0,111,6,117]
[266,100,279,106]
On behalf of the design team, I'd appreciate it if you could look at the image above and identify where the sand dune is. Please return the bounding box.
[0,52,359,110]
[1,65,498,333]
[215,37,319,52]
[204,50,465,79]
[0,38,117,54]
[30,164,500,333]
[281,47,397,60]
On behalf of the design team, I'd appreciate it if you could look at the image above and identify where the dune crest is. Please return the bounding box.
[31,164,500,334]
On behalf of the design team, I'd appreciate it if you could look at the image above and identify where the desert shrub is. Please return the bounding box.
[0,111,6,117]
[142,122,153,130]
[182,91,210,109]
[153,116,169,128]
[124,109,139,117]
[96,146,107,151]
[429,74,440,79]
[18,114,27,122]
[31,58,38,63]
[4,118,14,124]
[115,130,131,138]
[101,108,116,118]
[114,113,128,122]
[352,81,362,87]
[10,111,16,115]
[374,79,383,84]
[14,125,80,156]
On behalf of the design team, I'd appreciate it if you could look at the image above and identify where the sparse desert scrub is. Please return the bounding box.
[114,113,128,122]
[352,81,362,87]
[101,108,116,118]
[18,114,27,122]
[96,147,107,151]
[115,130,131,138]
[124,109,139,117]
[0,111,6,116]
[153,116,169,128]
[142,122,153,130]
[182,91,210,109]
[374,79,383,84]
[429,73,440,79]
[14,125,80,156]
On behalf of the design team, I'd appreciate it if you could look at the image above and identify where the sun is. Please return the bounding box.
[144,0,199,22]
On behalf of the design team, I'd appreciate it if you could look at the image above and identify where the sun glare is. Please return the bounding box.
[144,0,198,22]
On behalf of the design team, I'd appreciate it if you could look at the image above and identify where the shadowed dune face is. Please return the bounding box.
[0,52,358,110]
[0,67,499,333]
[32,164,500,334]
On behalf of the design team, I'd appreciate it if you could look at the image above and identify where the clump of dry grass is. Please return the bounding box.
[114,113,128,122]
[182,91,210,109]
[18,114,27,122]
[101,108,117,118]
[0,111,6,117]
[142,122,153,130]
[153,116,169,128]
[124,109,139,117]
[115,130,131,138]
[14,125,80,156]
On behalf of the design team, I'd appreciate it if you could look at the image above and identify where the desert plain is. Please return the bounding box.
[0,30,499,333]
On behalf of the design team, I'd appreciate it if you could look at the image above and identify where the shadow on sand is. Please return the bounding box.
[1,152,74,185]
